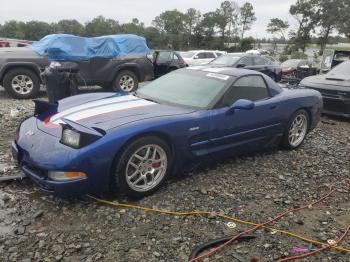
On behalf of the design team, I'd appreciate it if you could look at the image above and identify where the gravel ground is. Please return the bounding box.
[0,86,349,262]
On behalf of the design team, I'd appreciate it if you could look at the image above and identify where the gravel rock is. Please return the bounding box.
[0,87,349,261]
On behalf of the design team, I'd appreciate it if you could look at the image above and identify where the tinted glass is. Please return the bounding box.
[210,55,241,66]
[137,70,231,109]
[239,57,253,66]
[216,52,223,57]
[328,61,350,75]
[197,53,206,59]
[179,51,196,58]
[253,56,268,66]
[156,52,172,63]
[222,75,269,106]
[205,52,216,58]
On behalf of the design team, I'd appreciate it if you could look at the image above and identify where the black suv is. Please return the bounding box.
[0,47,154,99]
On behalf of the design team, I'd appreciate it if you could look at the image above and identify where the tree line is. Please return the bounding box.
[267,0,350,54]
[0,1,256,51]
[0,0,349,53]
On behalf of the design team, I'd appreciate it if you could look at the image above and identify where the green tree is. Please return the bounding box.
[337,0,350,39]
[23,21,52,40]
[0,20,26,39]
[289,0,319,53]
[266,18,289,39]
[239,2,256,39]
[55,19,84,35]
[200,12,217,48]
[120,18,145,35]
[85,16,120,36]
[214,1,236,46]
[153,10,185,49]
[183,8,201,48]
[317,0,343,53]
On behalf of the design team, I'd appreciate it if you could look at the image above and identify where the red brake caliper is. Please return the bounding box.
[152,153,160,168]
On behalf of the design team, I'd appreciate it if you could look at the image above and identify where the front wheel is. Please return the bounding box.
[112,136,172,198]
[3,68,40,99]
[112,70,138,92]
[281,109,309,149]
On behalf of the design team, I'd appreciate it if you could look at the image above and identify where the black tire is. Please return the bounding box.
[3,68,40,99]
[111,136,172,198]
[112,70,138,92]
[281,109,309,150]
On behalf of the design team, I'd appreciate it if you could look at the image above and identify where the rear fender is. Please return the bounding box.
[0,62,42,83]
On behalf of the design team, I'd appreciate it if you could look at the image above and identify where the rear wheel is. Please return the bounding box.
[112,70,138,92]
[281,109,309,149]
[111,136,172,198]
[3,68,40,99]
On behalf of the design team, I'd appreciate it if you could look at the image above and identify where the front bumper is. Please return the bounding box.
[12,116,114,196]
[12,141,89,196]
[307,87,350,118]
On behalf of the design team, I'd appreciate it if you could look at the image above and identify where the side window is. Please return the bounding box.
[253,56,268,66]
[222,75,269,106]
[196,52,206,59]
[173,53,179,60]
[215,52,223,57]
[239,57,253,66]
[205,52,216,59]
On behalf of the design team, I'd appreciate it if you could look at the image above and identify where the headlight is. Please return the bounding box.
[48,171,86,181]
[61,129,81,148]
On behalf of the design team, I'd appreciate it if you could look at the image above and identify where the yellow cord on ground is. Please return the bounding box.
[88,195,350,254]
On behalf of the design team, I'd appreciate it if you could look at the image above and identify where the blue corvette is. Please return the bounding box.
[12,67,322,197]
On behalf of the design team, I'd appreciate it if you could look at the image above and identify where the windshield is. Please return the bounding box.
[179,51,196,58]
[281,59,300,67]
[136,69,231,109]
[327,61,350,75]
[210,55,241,66]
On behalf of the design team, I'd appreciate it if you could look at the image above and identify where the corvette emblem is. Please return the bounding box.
[25,130,34,136]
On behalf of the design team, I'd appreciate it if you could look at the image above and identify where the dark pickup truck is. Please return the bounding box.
[0,47,154,99]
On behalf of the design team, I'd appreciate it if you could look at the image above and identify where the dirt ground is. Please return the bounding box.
[0,86,349,262]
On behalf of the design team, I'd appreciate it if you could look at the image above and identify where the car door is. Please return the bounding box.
[208,75,283,154]
[237,56,254,68]
[250,56,273,77]
[154,51,173,77]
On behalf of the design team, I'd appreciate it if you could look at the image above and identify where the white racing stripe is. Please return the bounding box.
[51,97,155,124]
[51,95,138,122]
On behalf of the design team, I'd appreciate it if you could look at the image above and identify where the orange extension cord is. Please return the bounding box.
[189,180,350,262]
[277,225,350,261]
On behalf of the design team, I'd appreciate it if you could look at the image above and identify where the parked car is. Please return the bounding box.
[0,35,154,99]
[208,53,282,82]
[300,60,350,118]
[281,59,311,77]
[12,67,322,197]
[320,48,350,74]
[151,50,187,78]
[179,50,226,66]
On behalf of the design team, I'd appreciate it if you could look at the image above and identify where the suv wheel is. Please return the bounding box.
[112,70,138,92]
[3,68,40,99]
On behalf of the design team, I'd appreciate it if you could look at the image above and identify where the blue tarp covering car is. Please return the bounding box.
[29,34,149,61]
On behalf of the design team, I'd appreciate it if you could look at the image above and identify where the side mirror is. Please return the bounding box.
[236,63,246,68]
[193,55,199,59]
[226,99,254,115]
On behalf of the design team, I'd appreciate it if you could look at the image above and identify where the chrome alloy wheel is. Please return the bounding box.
[119,75,135,92]
[11,75,34,95]
[125,144,168,192]
[288,114,307,147]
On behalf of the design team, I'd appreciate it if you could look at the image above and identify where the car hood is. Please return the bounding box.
[37,93,195,137]
[300,74,350,90]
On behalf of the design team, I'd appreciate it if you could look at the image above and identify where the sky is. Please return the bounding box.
[0,0,297,38]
